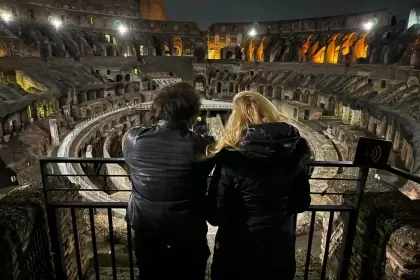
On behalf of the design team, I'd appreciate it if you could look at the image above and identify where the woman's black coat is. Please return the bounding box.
[207,122,311,280]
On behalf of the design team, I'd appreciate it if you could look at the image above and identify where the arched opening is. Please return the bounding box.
[326,96,336,116]
[226,51,233,59]
[341,32,357,58]
[0,40,7,57]
[259,85,264,95]
[59,96,67,107]
[116,74,123,82]
[217,82,222,93]
[272,86,281,99]
[312,46,326,64]
[353,33,369,60]
[302,91,310,103]
[299,36,312,62]
[106,45,114,56]
[309,93,318,106]
[139,45,145,56]
[107,70,111,75]
[256,37,268,62]
[194,38,206,61]
[267,85,273,97]
[173,36,183,56]
[325,34,341,64]
[125,74,131,82]
[229,82,234,92]
[293,89,302,101]
[87,90,96,101]
[194,75,206,91]
[183,38,192,56]
[247,39,255,61]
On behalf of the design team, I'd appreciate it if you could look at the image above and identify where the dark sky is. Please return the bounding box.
[165,0,419,29]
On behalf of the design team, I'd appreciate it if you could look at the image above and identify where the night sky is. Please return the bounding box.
[165,0,419,29]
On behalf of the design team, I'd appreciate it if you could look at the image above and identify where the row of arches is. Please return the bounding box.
[301,32,369,64]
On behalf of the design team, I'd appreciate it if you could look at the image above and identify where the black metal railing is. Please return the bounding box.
[40,157,420,280]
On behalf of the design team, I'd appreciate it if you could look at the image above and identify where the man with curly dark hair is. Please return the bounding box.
[124,82,214,280]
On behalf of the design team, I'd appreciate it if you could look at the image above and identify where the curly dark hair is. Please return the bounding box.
[149,82,201,124]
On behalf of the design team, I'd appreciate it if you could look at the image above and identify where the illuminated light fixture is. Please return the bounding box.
[1,11,12,22]
[51,19,62,29]
[118,25,127,34]
[124,53,128,57]
[363,21,374,31]
[248,28,257,37]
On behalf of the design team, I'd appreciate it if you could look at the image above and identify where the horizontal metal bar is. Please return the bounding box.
[41,157,358,167]
[45,188,357,196]
[384,165,420,184]
[310,177,359,181]
[45,189,131,192]
[46,174,130,177]
[41,157,126,163]
[48,201,128,208]
[47,201,355,212]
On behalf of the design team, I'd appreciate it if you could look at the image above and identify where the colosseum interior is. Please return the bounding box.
[1,1,420,280]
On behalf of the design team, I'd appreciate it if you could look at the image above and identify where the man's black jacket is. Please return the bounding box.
[123,120,214,238]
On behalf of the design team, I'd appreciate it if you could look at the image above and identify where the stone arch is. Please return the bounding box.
[103,123,109,133]
[116,74,123,82]
[194,38,206,61]
[267,85,273,98]
[0,40,7,57]
[256,37,268,62]
[273,86,282,99]
[309,92,318,106]
[183,37,193,56]
[226,50,233,59]
[87,90,96,101]
[247,38,256,61]
[125,74,131,82]
[173,36,182,56]
[293,89,302,101]
[326,96,336,116]
[106,45,115,56]
[229,82,234,92]
[97,89,105,99]
[302,91,310,103]
[259,85,264,95]
[217,82,222,93]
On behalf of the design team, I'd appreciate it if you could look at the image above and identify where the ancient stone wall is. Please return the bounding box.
[319,174,420,280]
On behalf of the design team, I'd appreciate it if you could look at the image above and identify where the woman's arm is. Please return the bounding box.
[289,169,311,213]
[206,164,235,226]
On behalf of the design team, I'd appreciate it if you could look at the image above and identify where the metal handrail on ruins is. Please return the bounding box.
[40,136,420,280]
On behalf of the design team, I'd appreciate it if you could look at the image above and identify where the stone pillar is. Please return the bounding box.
[49,119,59,146]
[393,128,401,151]
[342,106,350,123]
[350,109,361,125]
[368,117,375,133]
[385,121,395,141]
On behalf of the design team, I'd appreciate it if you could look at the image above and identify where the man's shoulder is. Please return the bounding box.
[127,126,153,138]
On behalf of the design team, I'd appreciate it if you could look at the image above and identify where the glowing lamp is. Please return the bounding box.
[363,21,374,31]
[248,28,257,37]
[51,19,62,29]
[1,11,12,22]
[118,25,127,34]
[124,53,128,57]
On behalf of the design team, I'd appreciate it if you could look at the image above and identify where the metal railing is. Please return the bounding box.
[40,157,420,280]
[131,103,233,110]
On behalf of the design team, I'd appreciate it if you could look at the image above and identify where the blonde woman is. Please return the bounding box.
[207,91,311,280]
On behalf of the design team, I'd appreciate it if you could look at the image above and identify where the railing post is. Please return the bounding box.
[41,160,68,280]
[336,166,369,280]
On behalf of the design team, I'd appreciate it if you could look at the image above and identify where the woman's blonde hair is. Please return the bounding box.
[208,91,286,155]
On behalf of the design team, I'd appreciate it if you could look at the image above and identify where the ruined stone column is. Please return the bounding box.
[368,117,375,133]
[350,109,361,125]
[342,106,350,123]
[49,119,59,146]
